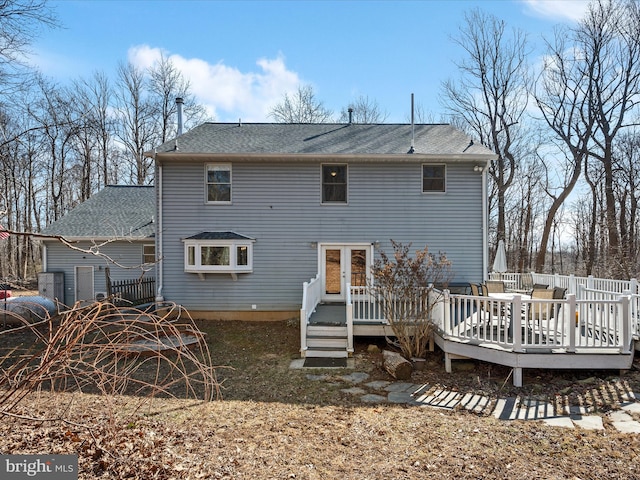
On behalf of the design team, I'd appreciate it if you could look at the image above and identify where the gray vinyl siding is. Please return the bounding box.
[159,158,484,311]
[43,241,153,306]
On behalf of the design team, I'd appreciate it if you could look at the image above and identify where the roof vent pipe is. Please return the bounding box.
[348,107,353,124]
[408,93,415,154]
[176,97,184,136]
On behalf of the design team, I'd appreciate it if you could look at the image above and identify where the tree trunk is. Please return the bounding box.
[382,350,413,380]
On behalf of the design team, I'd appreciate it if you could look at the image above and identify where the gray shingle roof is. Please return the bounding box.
[185,232,254,241]
[151,123,495,158]
[41,186,155,239]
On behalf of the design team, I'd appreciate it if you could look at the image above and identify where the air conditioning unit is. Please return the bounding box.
[95,291,108,302]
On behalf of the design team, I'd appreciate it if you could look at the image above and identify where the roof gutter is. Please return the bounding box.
[151,152,498,163]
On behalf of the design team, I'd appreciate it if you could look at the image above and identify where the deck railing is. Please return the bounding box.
[433,290,633,354]
[300,274,321,353]
[492,272,639,297]
[348,285,434,325]
[491,272,640,337]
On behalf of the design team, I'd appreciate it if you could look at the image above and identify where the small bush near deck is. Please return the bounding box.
[371,240,453,359]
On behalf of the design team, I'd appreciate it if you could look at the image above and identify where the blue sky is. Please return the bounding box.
[29,0,590,123]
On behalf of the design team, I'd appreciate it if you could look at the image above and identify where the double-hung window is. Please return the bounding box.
[422,164,446,193]
[183,232,253,274]
[206,163,232,203]
[142,244,155,264]
[322,164,347,203]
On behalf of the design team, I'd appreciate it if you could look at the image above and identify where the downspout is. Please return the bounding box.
[482,162,489,280]
[42,243,47,272]
[155,150,164,302]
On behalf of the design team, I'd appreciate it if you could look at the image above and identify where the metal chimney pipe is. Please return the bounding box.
[348,107,353,124]
[176,97,184,136]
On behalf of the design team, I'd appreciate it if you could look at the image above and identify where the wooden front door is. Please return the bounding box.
[321,245,370,302]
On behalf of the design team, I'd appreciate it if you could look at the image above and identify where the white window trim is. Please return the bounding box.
[321,163,349,205]
[205,163,232,204]
[143,244,155,264]
[183,239,253,274]
[421,163,447,193]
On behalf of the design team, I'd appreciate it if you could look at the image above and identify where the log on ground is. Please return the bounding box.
[383,350,413,380]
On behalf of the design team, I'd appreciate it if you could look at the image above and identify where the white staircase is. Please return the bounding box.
[305,324,349,358]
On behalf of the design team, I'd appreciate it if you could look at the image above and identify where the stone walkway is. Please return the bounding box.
[290,360,640,433]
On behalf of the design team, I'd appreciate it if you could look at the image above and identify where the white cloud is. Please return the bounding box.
[521,0,591,23]
[127,45,300,122]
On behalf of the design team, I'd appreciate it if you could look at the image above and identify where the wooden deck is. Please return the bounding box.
[309,304,346,326]
[301,274,640,385]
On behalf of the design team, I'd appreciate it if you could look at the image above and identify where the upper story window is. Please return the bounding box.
[183,231,254,274]
[322,164,347,203]
[422,164,446,193]
[206,163,231,203]
[143,244,155,264]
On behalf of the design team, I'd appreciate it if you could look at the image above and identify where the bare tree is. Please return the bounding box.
[614,131,640,275]
[441,8,531,250]
[73,71,116,190]
[338,95,388,123]
[584,0,640,277]
[535,0,640,277]
[0,0,57,93]
[115,62,157,185]
[269,84,333,123]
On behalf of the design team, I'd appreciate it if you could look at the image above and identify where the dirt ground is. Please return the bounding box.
[1,318,640,479]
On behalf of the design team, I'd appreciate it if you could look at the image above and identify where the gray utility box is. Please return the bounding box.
[38,272,64,302]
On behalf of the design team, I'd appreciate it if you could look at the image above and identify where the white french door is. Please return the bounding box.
[320,244,371,302]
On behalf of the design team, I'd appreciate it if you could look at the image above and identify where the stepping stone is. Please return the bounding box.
[571,415,604,430]
[360,394,387,403]
[622,402,640,414]
[384,382,417,393]
[460,393,491,414]
[543,416,575,429]
[341,372,369,384]
[365,380,391,390]
[411,384,431,396]
[341,387,366,395]
[607,410,640,433]
[421,389,462,409]
[609,411,634,422]
[611,420,640,434]
[306,374,329,381]
[388,391,415,404]
[563,404,592,416]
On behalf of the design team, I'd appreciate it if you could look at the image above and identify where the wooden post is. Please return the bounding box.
[346,283,354,355]
[567,294,576,353]
[105,267,112,296]
[621,294,631,354]
[512,295,522,352]
[513,367,523,387]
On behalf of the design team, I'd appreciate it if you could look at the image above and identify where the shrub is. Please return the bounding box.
[371,241,453,359]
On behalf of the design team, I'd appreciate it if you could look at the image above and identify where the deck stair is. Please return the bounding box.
[305,324,349,358]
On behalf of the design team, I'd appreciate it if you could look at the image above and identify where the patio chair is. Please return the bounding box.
[532,283,549,291]
[485,280,506,294]
[528,288,556,328]
[553,287,567,299]
[521,272,534,292]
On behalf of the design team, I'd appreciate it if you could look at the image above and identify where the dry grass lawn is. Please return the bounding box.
[2,318,640,479]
